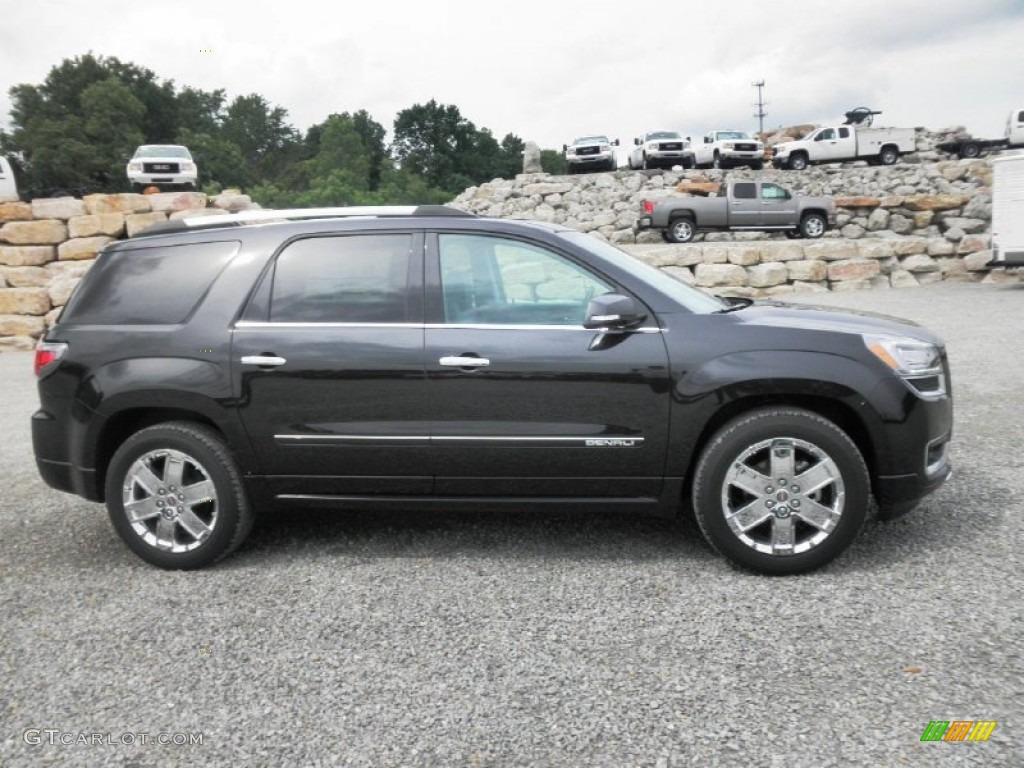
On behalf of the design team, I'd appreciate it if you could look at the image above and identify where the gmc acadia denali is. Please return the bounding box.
[32,206,953,573]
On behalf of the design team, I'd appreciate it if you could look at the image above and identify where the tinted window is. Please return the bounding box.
[271,234,413,323]
[1017,110,1023,122]
[818,128,836,141]
[439,234,610,325]
[62,241,238,325]
[733,183,756,199]
[838,127,850,139]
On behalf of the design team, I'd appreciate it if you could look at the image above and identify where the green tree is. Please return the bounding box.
[541,149,568,175]
[221,94,300,180]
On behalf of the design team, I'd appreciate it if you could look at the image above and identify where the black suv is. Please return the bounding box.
[32,206,953,573]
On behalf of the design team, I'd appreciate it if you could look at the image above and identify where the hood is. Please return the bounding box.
[737,301,942,345]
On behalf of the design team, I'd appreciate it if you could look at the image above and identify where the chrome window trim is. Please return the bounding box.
[237,321,662,333]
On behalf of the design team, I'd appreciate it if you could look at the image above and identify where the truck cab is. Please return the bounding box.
[693,130,764,169]
[1005,108,1024,146]
[0,156,19,202]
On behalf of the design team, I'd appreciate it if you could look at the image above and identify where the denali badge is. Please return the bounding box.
[585,438,640,447]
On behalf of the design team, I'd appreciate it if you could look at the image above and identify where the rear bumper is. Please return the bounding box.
[32,407,102,501]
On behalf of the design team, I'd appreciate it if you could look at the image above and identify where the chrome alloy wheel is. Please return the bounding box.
[720,437,845,556]
[122,449,219,553]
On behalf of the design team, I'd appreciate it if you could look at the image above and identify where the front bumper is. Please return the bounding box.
[128,172,197,187]
[567,152,615,168]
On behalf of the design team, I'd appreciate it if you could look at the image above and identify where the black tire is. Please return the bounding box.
[788,153,808,171]
[661,230,673,242]
[750,161,764,171]
[878,146,899,165]
[712,153,722,169]
[800,212,827,239]
[665,217,696,244]
[642,154,650,170]
[104,421,254,569]
[959,142,981,159]
[784,229,803,239]
[692,407,871,575]
[607,159,617,172]
[683,156,696,170]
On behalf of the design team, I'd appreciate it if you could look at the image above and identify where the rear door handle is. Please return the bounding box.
[439,356,490,367]
[241,355,287,367]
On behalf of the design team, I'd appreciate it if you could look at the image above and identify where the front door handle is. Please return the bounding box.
[440,356,490,368]
[241,355,287,367]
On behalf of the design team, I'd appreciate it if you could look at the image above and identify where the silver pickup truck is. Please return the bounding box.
[636,179,836,243]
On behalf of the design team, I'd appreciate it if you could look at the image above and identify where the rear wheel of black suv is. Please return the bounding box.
[692,407,870,575]
[105,422,254,569]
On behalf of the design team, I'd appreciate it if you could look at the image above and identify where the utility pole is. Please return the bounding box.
[752,80,767,135]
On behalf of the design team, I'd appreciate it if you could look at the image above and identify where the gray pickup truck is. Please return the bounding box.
[636,179,836,243]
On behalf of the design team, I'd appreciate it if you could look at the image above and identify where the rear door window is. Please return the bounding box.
[733,183,756,199]
[270,234,415,323]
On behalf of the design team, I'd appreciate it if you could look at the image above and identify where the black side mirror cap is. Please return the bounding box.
[583,293,647,330]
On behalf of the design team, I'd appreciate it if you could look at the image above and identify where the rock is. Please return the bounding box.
[889,214,914,235]
[0,220,68,245]
[927,238,956,256]
[44,307,61,327]
[47,277,81,306]
[982,269,1024,284]
[31,197,86,219]
[83,193,151,215]
[857,241,895,260]
[747,262,788,287]
[700,245,730,264]
[0,314,46,337]
[900,254,940,273]
[726,246,759,266]
[68,214,126,238]
[144,192,208,213]
[957,234,989,253]
[522,182,573,196]
[694,263,747,287]
[831,279,872,292]
[44,260,94,278]
[890,270,920,288]
[940,217,986,234]
[866,208,889,231]
[912,211,935,229]
[58,236,113,261]
[802,241,858,261]
[827,259,881,281]
[834,196,880,208]
[0,266,49,287]
[892,237,928,256]
[938,257,967,276]
[790,280,830,293]
[943,226,965,242]
[675,182,721,196]
[840,224,865,239]
[168,209,226,221]
[522,142,543,173]
[902,194,970,212]
[0,202,33,222]
[758,242,804,262]
[0,246,55,267]
[0,335,36,350]
[125,212,168,237]
[787,260,828,282]
[963,251,994,271]
[210,192,254,213]
[878,196,905,208]
[0,287,50,314]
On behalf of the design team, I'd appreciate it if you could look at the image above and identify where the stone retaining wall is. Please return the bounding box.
[0,191,254,350]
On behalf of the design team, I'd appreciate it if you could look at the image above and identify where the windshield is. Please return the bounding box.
[132,146,191,159]
[574,136,609,145]
[559,232,726,314]
[647,131,682,140]
[716,131,751,140]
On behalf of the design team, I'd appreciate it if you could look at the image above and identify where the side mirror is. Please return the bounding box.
[613,139,620,146]
[634,138,641,145]
[583,293,647,330]
[562,144,568,153]
[704,137,712,144]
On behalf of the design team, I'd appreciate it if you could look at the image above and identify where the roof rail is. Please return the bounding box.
[179,204,472,228]
[131,204,474,238]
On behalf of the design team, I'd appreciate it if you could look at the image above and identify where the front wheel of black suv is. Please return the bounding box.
[104,422,254,569]
[692,407,870,575]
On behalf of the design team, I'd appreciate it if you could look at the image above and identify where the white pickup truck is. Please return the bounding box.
[693,130,764,170]
[771,124,915,170]
[0,156,19,202]
[989,153,1024,268]
[936,107,1024,159]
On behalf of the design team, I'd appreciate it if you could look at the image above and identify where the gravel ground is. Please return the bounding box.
[1,281,1021,767]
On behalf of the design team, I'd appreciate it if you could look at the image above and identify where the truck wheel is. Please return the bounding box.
[959,142,981,159]
[642,154,650,170]
[878,146,899,165]
[712,153,722,169]
[691,407,870,575]
[104,421,254,569]
[800,213,827,239]
[787,154,808,171]
[665,217,696,244]
[784,229,803,239]
[683,156,696,170]
[750,161,764,171]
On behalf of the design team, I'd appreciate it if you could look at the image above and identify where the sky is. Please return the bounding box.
[1,0,1023,153]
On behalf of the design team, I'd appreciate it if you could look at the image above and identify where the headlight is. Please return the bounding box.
[128,162,142,172]
[183,162,196,172]
[600,144,611,151]
[724,142,734,150]
[567,148,576,155]
[864,334,946,397]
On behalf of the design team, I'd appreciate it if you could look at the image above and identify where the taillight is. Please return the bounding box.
[643,200,655,215]
[34,341,68,377]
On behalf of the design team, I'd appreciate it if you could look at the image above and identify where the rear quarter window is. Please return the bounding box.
[61,240,239,325]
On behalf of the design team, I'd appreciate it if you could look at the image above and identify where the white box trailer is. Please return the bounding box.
[990,153,1024,268]
[0,156,19,202]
